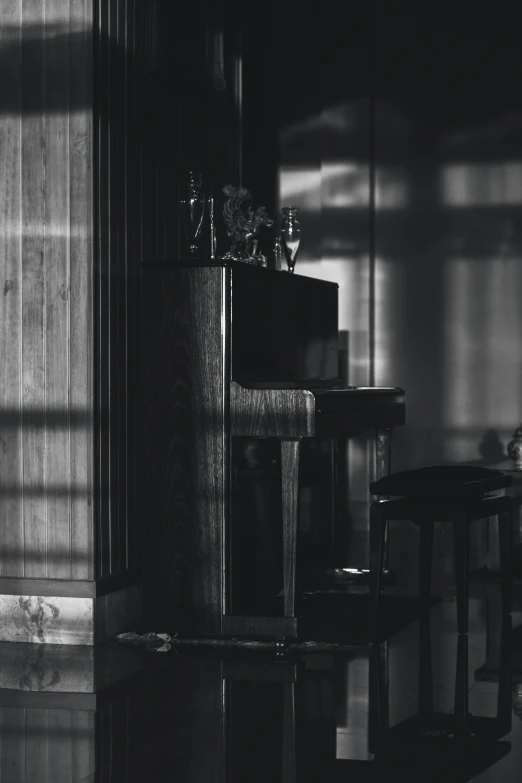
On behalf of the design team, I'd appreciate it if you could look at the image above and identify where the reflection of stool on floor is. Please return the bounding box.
[400,614,512,744]
[368,466,514,634]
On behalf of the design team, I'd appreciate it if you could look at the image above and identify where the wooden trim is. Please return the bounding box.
[0,690,98,711]
[0,572,140,598]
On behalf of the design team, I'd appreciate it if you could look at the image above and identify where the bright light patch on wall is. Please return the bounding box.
[375,168,408,209]
[443,257,522,461]
[321,162,369,208]
[280,163,408,211]
[279,166,321,211]
[441,162,522,206]
[374,257,393,384]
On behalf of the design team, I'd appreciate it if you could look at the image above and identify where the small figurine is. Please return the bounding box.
[508,424,522,468]
[221,185,274,265]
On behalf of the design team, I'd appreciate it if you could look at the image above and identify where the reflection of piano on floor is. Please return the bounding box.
[142,261,406,637]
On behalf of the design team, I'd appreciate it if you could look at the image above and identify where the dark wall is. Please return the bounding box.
[144,0,242,260]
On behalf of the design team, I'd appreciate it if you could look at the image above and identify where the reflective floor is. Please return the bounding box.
[1,581,522,781]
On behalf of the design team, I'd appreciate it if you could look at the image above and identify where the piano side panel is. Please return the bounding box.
[141,266,229,634]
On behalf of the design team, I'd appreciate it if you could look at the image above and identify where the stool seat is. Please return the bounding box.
[377,493,512,523]
[370,465,512,499]
[368,467,514,634]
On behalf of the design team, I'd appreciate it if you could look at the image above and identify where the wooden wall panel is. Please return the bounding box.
[0,707,95,782]
[21,0,47,577]
[0,0,94,580]
[0,0,236,591]
[94,0,145,579]
[0,2,23,577]
[45,0,72,579]
[69,0,94,581]
[95,0,112,578]
[0,707,25,780]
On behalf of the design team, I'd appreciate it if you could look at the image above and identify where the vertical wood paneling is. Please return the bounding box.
[45,0,72,578]
[115,0,127,574]
[0,0,94,582]
[94,0,143,579]
[71,711,95,779]
[0,0,23,577]
[24,708,49,780]
[96,0,112,577]
[0,0,147,588]
[108,0,119,577]
[47,709,72,781]
[129,0,142,574]
[0,708,26,781]
[0,708,95,783]
[69,0,94,580]
[21,0,47,578]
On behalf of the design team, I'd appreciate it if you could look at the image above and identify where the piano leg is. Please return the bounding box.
[281,439,301,619]
[375,427,392,571]
[375,427,392,480]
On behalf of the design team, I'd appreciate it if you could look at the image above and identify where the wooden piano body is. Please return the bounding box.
[141,261,405,636]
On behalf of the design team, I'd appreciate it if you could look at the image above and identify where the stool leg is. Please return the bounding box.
[454,633,470,740]
[419,519,434,610]
[418,611,434,724]
[281,440,300,619]
[368,642,388,756]
[375,428,392,571]
[497,616,512,738]
[498,508,513,615]
[369,503,387,617]
[453,516,470,634]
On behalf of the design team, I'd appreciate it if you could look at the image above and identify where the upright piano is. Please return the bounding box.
[142,261,405,637]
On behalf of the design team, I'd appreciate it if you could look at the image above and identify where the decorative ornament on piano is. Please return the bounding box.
[220,185,274,266]
[507,424,522,468]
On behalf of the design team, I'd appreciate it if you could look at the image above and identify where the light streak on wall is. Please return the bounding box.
[374,255,394,385]
[441,162,522,206]
[279,165,321,210]
[443,257,522,462]
[280,163,408,211]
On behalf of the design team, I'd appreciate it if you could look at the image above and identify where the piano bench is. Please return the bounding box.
[368,466,514,634]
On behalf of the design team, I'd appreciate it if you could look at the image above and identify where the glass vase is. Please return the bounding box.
[280,206,301,273]
[180,172,206,260]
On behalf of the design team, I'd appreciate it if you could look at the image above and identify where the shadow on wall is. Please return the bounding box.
[277,28,522,471]
[0,25,93,114]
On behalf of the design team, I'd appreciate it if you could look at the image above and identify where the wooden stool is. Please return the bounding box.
[368,466,513,634]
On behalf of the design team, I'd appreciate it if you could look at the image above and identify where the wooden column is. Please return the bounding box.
[0,0,147,644]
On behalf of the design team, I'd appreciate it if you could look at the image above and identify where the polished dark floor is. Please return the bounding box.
[1,578,522,782]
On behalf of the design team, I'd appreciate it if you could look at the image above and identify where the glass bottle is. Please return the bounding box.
[280,207,301,273]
